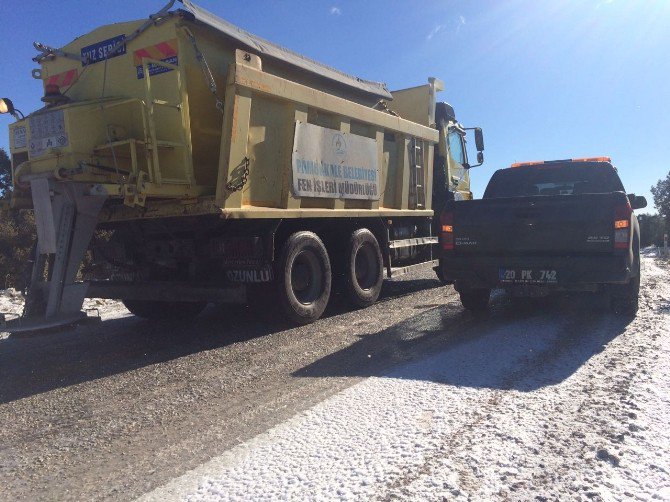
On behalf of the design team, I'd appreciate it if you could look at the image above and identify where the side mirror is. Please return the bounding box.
[477,151,484,164]
[629,194,647,210]
[474,127,484,152]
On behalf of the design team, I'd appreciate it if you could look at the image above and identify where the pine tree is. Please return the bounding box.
[651,172,670,231]
[0,147,11,196]
[0,148,35,289]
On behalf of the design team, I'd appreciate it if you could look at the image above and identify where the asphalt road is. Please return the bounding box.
[1,263,657,501]
[147,253,668,501]
[0,270,468,501]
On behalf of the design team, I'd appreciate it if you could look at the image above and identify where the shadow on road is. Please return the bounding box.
[294,292,634,392]
[0,272,631,404]
[0,311,251,404]
[0,277,442,404]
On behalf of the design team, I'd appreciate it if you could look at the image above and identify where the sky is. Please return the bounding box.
[0,0,668,211]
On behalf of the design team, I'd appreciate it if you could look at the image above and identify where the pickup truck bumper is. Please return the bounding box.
[440,254,633,290]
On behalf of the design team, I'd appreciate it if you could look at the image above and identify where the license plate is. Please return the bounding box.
[499,268,558,284]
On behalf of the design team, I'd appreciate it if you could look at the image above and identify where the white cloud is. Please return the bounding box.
[426,25,444,40]
[456,15,466,33]
[330,6,341,15]
[427,15,466,40]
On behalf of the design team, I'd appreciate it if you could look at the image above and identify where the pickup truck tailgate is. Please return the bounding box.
[452,194,615,255]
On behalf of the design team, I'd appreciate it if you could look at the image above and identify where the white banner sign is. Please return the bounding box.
[292,122,379,200]
[13,126,27,149]
[29,110,68,157]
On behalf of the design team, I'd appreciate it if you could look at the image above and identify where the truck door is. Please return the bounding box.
[433,125,469,217]
[445,128,470,200]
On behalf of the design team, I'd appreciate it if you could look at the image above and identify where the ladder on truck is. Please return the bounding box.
[384,137,437,279]
[409,137,426,209]
[92,58,196,207]
[141,58,194,187]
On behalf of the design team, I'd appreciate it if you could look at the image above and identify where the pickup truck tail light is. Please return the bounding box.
[614,201,632,249]
[440,211,454,251]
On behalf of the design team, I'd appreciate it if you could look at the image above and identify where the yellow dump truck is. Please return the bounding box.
[1,0,484,331]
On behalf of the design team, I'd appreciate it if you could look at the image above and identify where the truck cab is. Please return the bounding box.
[389,78,484,281]
[389,78,483,206]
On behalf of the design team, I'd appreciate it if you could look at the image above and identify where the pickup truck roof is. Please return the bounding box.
[510,156,611,168]
[483,161,625,199]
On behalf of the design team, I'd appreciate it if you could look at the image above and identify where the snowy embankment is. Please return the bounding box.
[143,250,670,501]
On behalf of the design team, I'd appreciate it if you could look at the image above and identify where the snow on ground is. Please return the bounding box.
[143,250,670,501]
[0,288,24,317]
[0,289,125,318]
[0,289,128,334]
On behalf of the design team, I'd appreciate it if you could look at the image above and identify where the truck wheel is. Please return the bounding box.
[610,253,640,316]
[458,285,491,311]
[277,231,332,325]
[434,263,451,285]
[122,300,207,320]
[345,228,384,308]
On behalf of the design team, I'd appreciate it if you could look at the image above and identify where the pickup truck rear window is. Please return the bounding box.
[483,164,625,199]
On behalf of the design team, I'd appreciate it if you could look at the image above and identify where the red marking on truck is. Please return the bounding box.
[155,41,177,58]
[45,69,78,88]
[133,39,178,65]
[133,49,153,62]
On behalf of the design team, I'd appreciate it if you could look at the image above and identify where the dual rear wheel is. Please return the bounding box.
[275,229,383,325]
[123,228,384,324]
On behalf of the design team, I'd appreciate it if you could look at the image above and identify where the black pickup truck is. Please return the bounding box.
[438,157,647,315]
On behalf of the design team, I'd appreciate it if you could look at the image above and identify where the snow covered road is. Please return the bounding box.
[145,251,670,501]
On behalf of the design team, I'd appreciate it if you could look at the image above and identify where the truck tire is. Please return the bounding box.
[345,228,384,308]
[122,300,207,320]
[434,263,451,285]
[458,285,491,311]
[610,251,640,316]
[277,231,332,325]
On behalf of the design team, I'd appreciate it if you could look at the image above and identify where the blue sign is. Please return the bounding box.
[136,56,178,79]
[81,35,126,66]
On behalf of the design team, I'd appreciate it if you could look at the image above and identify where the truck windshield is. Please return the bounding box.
[483,164,625,199]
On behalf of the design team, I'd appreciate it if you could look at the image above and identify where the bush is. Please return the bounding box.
[0,147,36,290]
[0,209,35,290]
[651,171,670,231]
[638,213,666,248]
